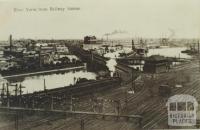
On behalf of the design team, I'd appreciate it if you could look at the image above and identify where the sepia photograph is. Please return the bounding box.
[0,0,200,129]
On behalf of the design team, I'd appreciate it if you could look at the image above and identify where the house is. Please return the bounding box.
[83,36,103,51]
[143,55,170,73]
[40,53,54,65]
[35,42,48,47]
[84,36,97,44]
[99,45,109,54]
[115,44,123,50]
[39,46,56,54]
[99,44,123,54]
[56,45,69,54]
[3,45,25,58]
[135,48,148,56]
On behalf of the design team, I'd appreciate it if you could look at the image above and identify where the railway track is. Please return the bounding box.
[67,59,199,130]
[140,61,200,129]
[95,59,197,129]
[46,56,198,130]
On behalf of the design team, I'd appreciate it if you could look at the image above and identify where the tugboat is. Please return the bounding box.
[181,42,199,55]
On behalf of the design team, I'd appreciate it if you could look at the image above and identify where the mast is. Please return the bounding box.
[44,79,46,91]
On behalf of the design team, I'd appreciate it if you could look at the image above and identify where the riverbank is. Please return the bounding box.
[1,65,86,79]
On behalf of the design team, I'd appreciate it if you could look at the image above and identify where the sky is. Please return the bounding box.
[0,0,200,40]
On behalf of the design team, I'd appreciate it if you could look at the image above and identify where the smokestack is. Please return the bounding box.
[39,46,42,68]
[132,40,135,50]
[198,40,199,54]
[9,35,12,52]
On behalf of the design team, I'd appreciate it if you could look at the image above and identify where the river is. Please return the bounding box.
[104,46,190,59]
[0,69,96,94]
[147,47,191,58]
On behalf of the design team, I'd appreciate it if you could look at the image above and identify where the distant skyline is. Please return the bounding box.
[0,0,200,40]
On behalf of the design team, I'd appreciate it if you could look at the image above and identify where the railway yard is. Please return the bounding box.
[0,43,199,129]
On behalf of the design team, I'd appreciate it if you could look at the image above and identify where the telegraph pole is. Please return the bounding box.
[132,69,135,92]
[81,119,84,130]
[70,95,73,111]
[14,84,18,106]
[50,96,54,110]
[19,83,25,107]
[114,100,121,120]
[198,40,200,72]
[124,90,128,113]
[32,93,35,109]
[15,112,19,130]
[1,83,5,101]
[6,83,10,108]
[14,84,18,96]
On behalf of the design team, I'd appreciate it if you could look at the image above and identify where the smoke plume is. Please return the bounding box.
[106,59,117,77]
[104,30,128,36]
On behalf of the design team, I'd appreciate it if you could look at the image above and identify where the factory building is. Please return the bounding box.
[143,55,170,73]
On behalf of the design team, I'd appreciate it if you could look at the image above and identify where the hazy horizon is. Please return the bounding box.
[0,0,200,40]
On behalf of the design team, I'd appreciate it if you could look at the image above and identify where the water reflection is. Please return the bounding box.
[1,69,96,94]
[147,47,191,58]
[103,47,190,59]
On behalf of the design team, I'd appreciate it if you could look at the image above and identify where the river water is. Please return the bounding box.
[104,46,191,71]
[104,46,191,73]
[0,69,96,94]
[147,47,191,58]
[104,47,190,59]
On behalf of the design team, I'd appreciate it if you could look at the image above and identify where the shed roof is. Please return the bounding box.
[147,55,166,61]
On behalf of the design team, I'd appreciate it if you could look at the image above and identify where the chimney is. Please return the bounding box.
[132,40,135,50]
[198,40,199,54]
[9,35,12,52]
